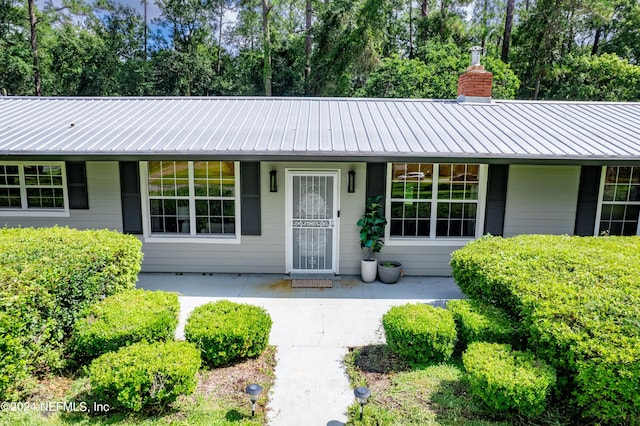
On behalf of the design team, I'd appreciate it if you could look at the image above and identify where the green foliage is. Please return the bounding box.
[185,300,272,367]
[447,299,521,351]
[89,340,201,412]
[357,196,387,260]
[451,235,640,423]
[548,53,640,101]
[382,303,457,364]
[70,289,179,362]
[362,43,519,100]
[0,227,142,400]
[463,342,556,417]
[359,54,432,98]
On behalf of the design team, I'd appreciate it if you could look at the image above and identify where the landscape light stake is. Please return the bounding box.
[245,383,263,417]
[354,386,371,421]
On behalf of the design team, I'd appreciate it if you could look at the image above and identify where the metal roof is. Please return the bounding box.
[1,96,639,162]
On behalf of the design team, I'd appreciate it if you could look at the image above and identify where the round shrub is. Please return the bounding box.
[89,340,200,412]
[447,299,520,351]
[185,300,272,367]
[462,342,556,417]
[382,303,456,363]
[70,289,179,362]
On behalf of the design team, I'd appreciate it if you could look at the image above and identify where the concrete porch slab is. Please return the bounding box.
[137,273,464,426]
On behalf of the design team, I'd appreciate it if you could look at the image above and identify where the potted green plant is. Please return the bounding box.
[357,196,387,282]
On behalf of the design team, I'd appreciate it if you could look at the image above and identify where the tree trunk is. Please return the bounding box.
[217,2,224,75]
[304,0,312,95]
[409,0,414,58]
[421,0,428,16]
[439,0,446,39]
[481,0,488,50]
[501,0,514,63]
[28,0,41,96]
[592,27,601,56]
[262,0,272,96]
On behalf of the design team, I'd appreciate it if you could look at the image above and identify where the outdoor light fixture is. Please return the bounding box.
[245,383,263,417]
[347,170,356,193]
[269,170,278,192]
[354,386,371,420]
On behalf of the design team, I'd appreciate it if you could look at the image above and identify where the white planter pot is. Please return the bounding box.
[360,259,378,283]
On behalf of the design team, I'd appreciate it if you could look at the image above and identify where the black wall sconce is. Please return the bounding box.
[347,170,356,193]
[269,170,278,192]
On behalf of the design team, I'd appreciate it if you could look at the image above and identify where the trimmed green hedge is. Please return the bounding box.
[382,303,456,364]
[447,299,520,351]
[451,235,640,423]
[0,227,142,400]
[89,340,201,412]
[463,342,556,417]
[70,289,179,362]
[185,300,272,367]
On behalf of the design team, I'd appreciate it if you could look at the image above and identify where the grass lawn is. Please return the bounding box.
[345,345,574,426]
[0,346,276,426]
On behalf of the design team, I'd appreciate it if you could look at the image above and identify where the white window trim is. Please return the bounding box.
[140,161,241,244]
[384,163,488,246]
[594,165,640,236]
[0,161,70,217]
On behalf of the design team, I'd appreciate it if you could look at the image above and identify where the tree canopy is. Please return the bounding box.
[1,0,639,101]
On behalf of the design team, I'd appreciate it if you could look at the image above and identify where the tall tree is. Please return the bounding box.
[262,0,272,95]
[501,0,514,62]
[28,0,40,95]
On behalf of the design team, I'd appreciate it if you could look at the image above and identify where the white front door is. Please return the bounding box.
[286,171,339,274]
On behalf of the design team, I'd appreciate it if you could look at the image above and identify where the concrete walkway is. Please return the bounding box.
[137,273,464,426]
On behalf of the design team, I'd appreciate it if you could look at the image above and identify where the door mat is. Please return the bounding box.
[291,279,333,288]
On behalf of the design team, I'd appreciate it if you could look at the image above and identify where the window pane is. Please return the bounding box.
[417,220,430,236]
[612,204,626,220]
[223,200,235,216]
[391,182,405,198]
[603,185,615,201]
[390,202,404,219]
[617,167,632,183]
[630,185,640,202]
[464,203,477,219]
[401,220,415,236]
[615,185,629,202]
[193,161,208,179]
[221,162,235,179]
[390,220,403,236]
[176,179,190,196]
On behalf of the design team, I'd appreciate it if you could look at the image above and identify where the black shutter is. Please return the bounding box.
[484,164,509,236]
[66,161,89,209]
[119,162,143,234]
[241,162,261,235]
[366,163,387,210]
[574,166,602,236]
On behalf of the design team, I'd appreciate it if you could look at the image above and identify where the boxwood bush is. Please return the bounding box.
[451,235,640,423]
[185,300,272,367]
[89,340,201,412]
[447,299,521,351]
[463,342,556,417]
[382,303,456,363]
[0,227,142,400]
[70,289,179,362]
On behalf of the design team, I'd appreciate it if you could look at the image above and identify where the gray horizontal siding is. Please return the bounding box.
[503,165,580,237]
[0,161,122,231]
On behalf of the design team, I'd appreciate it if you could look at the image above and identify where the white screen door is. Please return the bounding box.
[288,172,338,273]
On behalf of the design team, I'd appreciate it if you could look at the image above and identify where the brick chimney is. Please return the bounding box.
[457,46,493,103]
